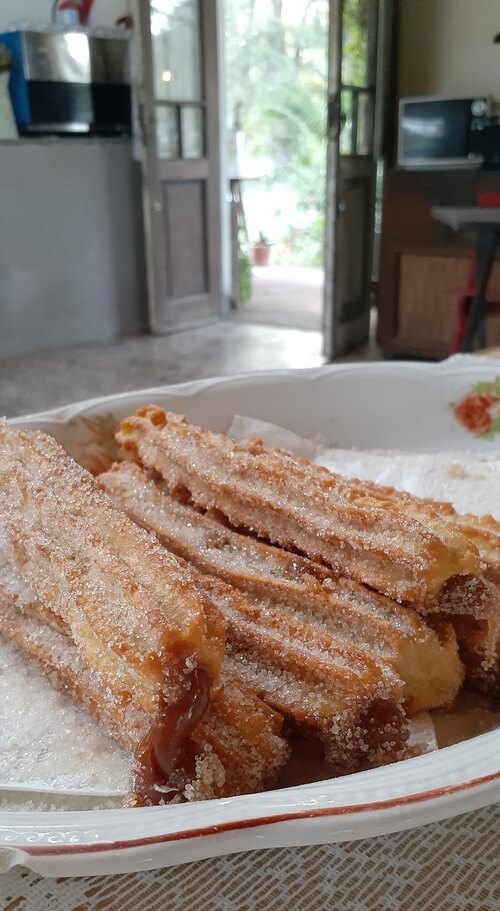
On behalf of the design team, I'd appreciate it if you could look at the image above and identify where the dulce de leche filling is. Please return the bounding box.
[133,650,211,806]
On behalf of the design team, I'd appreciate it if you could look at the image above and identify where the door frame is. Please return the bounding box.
[323,0,395,360]
[134,0,223,334]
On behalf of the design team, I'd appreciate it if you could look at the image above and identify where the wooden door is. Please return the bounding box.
[323,0,388,358]
[137,1,222,332]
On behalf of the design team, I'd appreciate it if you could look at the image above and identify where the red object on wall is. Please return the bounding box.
[55,0,95,25]
[478,192,500,208]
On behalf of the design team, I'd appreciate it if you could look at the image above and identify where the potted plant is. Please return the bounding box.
[251,231,272,266]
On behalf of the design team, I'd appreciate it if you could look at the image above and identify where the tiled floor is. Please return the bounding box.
[1,322,326,418]
[233,266,323,331]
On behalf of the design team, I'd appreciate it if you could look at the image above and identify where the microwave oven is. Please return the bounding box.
[398,96,494,168]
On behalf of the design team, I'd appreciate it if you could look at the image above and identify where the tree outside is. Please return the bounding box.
[225,0,329,268]
[224,0,373,268]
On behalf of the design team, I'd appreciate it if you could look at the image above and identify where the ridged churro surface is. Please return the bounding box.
[116,407,482,609]
[100,461,464,714]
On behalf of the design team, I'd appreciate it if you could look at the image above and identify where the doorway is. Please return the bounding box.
[224,0,328,333]
[136,0,222,333]
[135,0,389,356]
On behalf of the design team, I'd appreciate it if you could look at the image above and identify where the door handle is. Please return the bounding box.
[327,95,346,136]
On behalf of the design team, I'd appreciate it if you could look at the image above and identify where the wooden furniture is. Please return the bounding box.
[377,169,500,359]
[433,206,500,352]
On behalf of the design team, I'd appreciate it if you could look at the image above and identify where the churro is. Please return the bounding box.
[116,407,489,613]
[0,422,225,803]
[0,587,289,801]
[190,572,408,769]
[100,461,463,713]
[288,467,500,693]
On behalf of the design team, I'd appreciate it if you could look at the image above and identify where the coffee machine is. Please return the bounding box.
[0,28,131,135]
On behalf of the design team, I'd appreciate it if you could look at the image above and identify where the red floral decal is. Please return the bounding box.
[452,379,500,438]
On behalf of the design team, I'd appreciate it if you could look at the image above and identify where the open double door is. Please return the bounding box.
[135,0,222,333]
[135,0,392,356]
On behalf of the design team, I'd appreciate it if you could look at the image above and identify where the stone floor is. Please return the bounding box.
[233,265,323,331]
[1,321,327,418]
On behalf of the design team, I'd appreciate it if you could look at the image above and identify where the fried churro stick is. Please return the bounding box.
[449,511,500,587]
[0,588,289,801]
[192,572,408,770]
[100,460,409,767]
[116,408,485,613]
[100,461,463,713]
[297,468,500,692]
[0,422,225,804]
[439,513,500,694]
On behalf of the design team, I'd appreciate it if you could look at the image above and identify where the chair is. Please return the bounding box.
[450,192,500,354]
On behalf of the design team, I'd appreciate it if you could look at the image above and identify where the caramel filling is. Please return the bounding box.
[134,658,211,806]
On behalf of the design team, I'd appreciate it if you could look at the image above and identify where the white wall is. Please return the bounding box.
[0,0,130,31]
[0,139,147,357]
[398,0,500,98]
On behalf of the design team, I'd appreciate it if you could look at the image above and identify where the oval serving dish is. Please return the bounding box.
[2,356,500,878]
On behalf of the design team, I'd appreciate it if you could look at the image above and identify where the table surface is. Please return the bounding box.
[1,347,499,909]
[1,805,499,911]
[433,206,500,231]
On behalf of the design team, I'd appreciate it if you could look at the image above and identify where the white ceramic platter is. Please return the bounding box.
[2,356,500,877]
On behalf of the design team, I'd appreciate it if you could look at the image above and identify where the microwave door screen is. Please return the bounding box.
[402,100,469,161]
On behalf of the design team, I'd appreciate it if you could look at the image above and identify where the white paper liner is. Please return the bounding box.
[227,415,500,519]
[3,413,495,808]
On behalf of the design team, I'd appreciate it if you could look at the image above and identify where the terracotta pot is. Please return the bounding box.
[251,243,271,266]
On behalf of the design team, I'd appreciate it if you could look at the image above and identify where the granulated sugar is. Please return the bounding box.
[228,416,500,518]
[0,639,131,800]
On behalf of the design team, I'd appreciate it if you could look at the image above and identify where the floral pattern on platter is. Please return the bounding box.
[452,378,500,439]
[63,413,119,474]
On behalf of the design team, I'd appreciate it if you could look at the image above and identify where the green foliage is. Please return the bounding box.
[341,0,373,87]
[238,248,252,304]
[225,0,328,266]
[477,419,500,440]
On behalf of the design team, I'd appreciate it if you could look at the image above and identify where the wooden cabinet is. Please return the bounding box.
[377,169,500,358]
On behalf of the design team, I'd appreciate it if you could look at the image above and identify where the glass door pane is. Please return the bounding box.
[156,105,180,159]
[356,92,374,155]
[338,0,378,157]
[340,89,354,155]
[181,106,204,158]
[341,0,377,88]
[150,1,205,160]
[151,0,202,102]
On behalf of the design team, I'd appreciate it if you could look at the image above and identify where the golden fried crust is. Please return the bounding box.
[101,456,409,769]
[99,461,464,714]
[298,466,500,687]
[116,407,482,610]
[100,466,407,773]
[0,422,226,804]
[0,422,224,704]
[321,470,500,588]
[148,561,409,770]
[195,674,291,797]
[0,589,289,801]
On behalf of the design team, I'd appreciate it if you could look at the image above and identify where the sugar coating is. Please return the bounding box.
[2,414,494,811]
[0,639,132,798]
[227,416,500,519]
[118,409,481,609]
[101,464,462,720]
